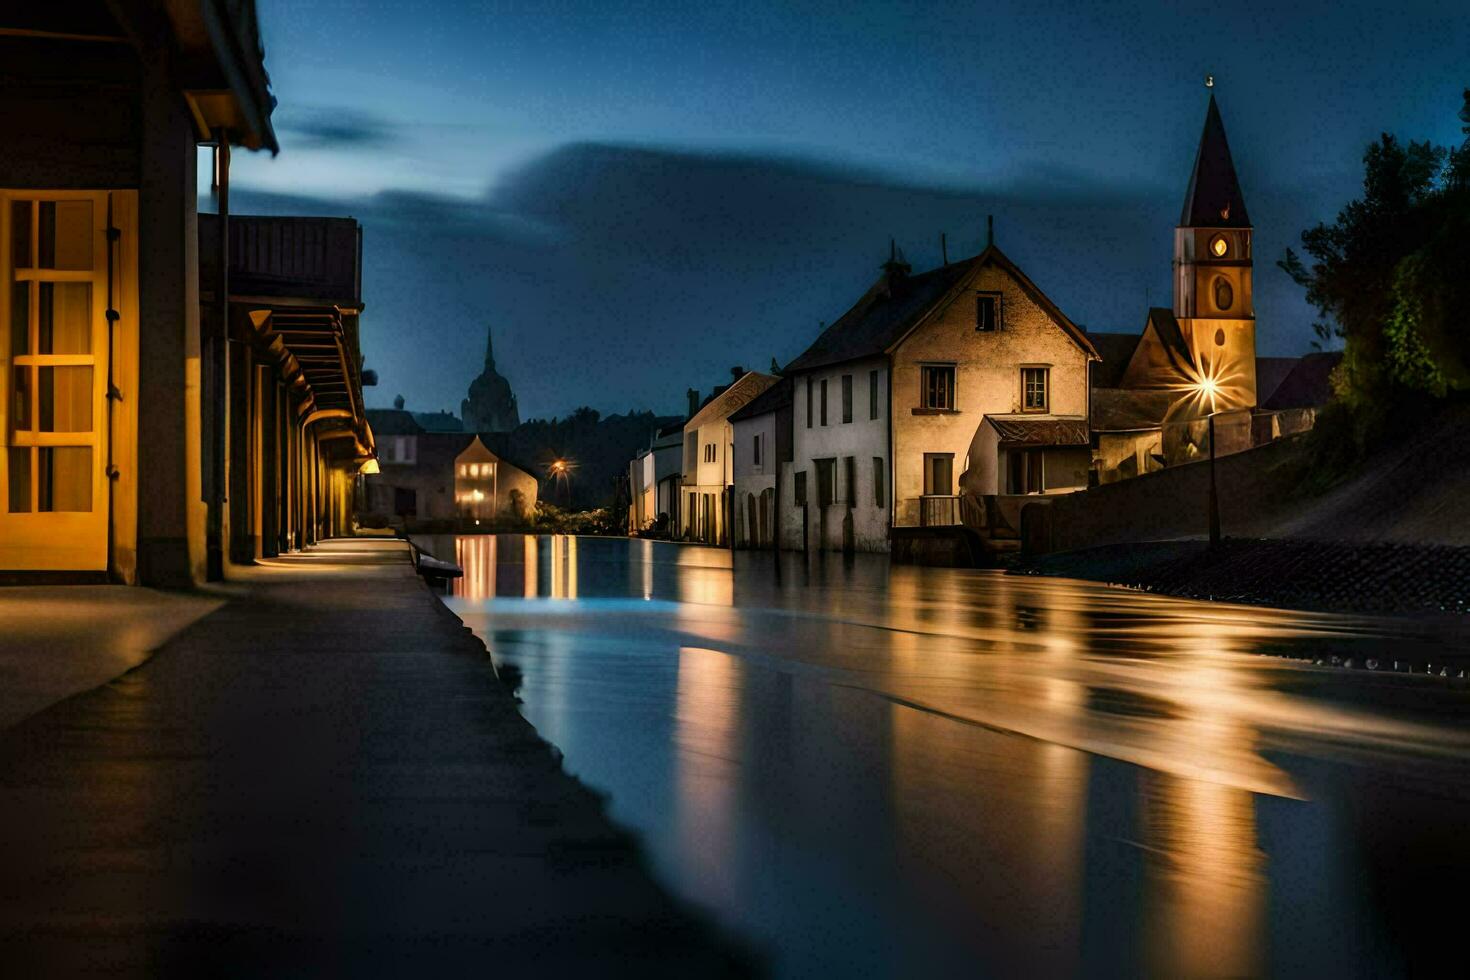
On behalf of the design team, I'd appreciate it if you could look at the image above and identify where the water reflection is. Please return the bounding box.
[423,534,1470,978]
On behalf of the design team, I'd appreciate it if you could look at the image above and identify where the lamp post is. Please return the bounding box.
[1207,411,1221,548]
[1192,375,1222,549]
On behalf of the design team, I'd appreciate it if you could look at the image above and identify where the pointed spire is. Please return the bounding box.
[1180,94,1250,228]
[483,326,496,371]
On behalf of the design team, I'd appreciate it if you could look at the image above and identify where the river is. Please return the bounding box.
[418,533,1470,978]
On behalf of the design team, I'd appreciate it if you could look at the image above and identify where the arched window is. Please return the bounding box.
[1213,277,1233,312]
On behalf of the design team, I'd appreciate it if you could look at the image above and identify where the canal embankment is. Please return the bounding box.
[0,538,755,976]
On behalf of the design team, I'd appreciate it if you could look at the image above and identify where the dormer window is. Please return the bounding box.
[976,293,1001,331]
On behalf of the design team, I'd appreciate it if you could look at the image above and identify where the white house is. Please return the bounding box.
[779,243,1097,552]
[628,422,683,534]
[681,370,779,545]
[729,378,792,549]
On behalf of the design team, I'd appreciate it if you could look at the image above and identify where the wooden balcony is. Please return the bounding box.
[919,494,961,527]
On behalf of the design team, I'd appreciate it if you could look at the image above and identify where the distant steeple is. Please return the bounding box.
[483,328,497,371]
[461,324,520,432]
[1179,94,1250,228]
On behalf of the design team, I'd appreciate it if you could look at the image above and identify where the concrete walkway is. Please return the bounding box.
[0,539,753,977]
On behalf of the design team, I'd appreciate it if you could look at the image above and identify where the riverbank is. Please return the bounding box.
[0,539,754,976]
[1014,537,1470,622]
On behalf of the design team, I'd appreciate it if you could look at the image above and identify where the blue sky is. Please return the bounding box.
[222,0,1469,419]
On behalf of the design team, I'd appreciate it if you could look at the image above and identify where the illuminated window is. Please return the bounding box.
[920,365,955,410]
[1022,367,1048,412]
[976,293,1001,331]
[1210,235,1229,258]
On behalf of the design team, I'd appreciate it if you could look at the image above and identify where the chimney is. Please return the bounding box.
[731,365,745,382]
[987,214,994,247]
[879,238,911,295]
[687,387,700,419]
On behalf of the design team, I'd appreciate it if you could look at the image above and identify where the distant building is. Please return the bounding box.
[414,410,464,432]
[778,242,1096,553]
[628,423,683,534]
[729,378,793,549]
[681,370,779,545]
[363,409,536,528]
[460,327,520,432]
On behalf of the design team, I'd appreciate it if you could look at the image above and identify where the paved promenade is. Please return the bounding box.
[0,540,752,977]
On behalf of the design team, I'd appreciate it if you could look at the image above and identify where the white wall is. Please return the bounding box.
[785,357,891,552]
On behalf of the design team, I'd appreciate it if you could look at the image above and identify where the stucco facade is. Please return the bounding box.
[681,371,778,545]
[783,358,891,552]
[889,258,1092,525]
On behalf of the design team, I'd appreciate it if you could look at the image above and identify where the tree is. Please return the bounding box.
[1280,88,1470,427]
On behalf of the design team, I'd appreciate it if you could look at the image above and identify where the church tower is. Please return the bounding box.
[460,326,521,433]
[1173,90,1258,407]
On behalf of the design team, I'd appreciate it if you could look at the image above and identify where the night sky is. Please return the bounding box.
[220,1,1468,420]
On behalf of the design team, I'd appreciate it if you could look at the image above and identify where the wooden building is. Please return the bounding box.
[0,2,374,583]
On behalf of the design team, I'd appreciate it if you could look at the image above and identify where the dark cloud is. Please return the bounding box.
[274,107,397,150]
[229,143,1328,420]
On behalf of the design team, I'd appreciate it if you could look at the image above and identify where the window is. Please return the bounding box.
[841,374,852,423]
[923,453,954,496]
[685,432,697,470]
[806,377,813,428]
[752,433,762,467]
[794,471,808,506]
[1022,367,1048,412]
[976,293,1001,331]
[872,457,886,507]
[869,369,879,419]
[820,378,828,426]
[703,443,716,463]
[1008,449,1045,494]
[815,458,836,506]
[1213,276,1234,311]
[920,364,956,410]
[843,456,855,505]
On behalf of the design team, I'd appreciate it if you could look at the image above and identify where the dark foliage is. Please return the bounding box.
[1279,88,1470,466]
[502,408,681,511]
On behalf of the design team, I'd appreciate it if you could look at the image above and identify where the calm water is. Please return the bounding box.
[421,533,1470,979]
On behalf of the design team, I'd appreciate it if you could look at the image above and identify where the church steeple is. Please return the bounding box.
[1179,94,1250,229]
[483,328,497,371]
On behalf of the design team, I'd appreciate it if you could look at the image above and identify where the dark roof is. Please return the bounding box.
[1091,388,1175,432]
[1254,357,1299,405]
[1180,94,1250,228]
[785,262,972,373]
[785,245,1096,374]
[1089,332,1143,388]
[1145,307,1193,372]
[729,376,793,423]
[1263,352,1342,410]
[985,416,1090,446]
[366,408,423,435]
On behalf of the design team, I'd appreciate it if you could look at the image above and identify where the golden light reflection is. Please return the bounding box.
[1141,771,1265,978]
[674,646,742,911]
[524,534,538,598]
[454,535,495,599]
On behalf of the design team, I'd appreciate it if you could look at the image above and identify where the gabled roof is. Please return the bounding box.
[785,244,1097,374]
[729,376,793,423]
[1140,307,1194,375]
[685,372,779,429]
[1089,332,1143,388]
[1263,352,1342,410]
[784,262,971,373]
[1180,94,1250,228]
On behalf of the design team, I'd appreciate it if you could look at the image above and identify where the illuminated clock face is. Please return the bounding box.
[1210,235,1229,257]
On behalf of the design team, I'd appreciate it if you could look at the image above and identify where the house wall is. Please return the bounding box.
[732,411,779,548]
[364,435,537,526]
[1097,431,1164,484]
[891,262,1091,525]
[787,358,890,552]
[680,373,777,544]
